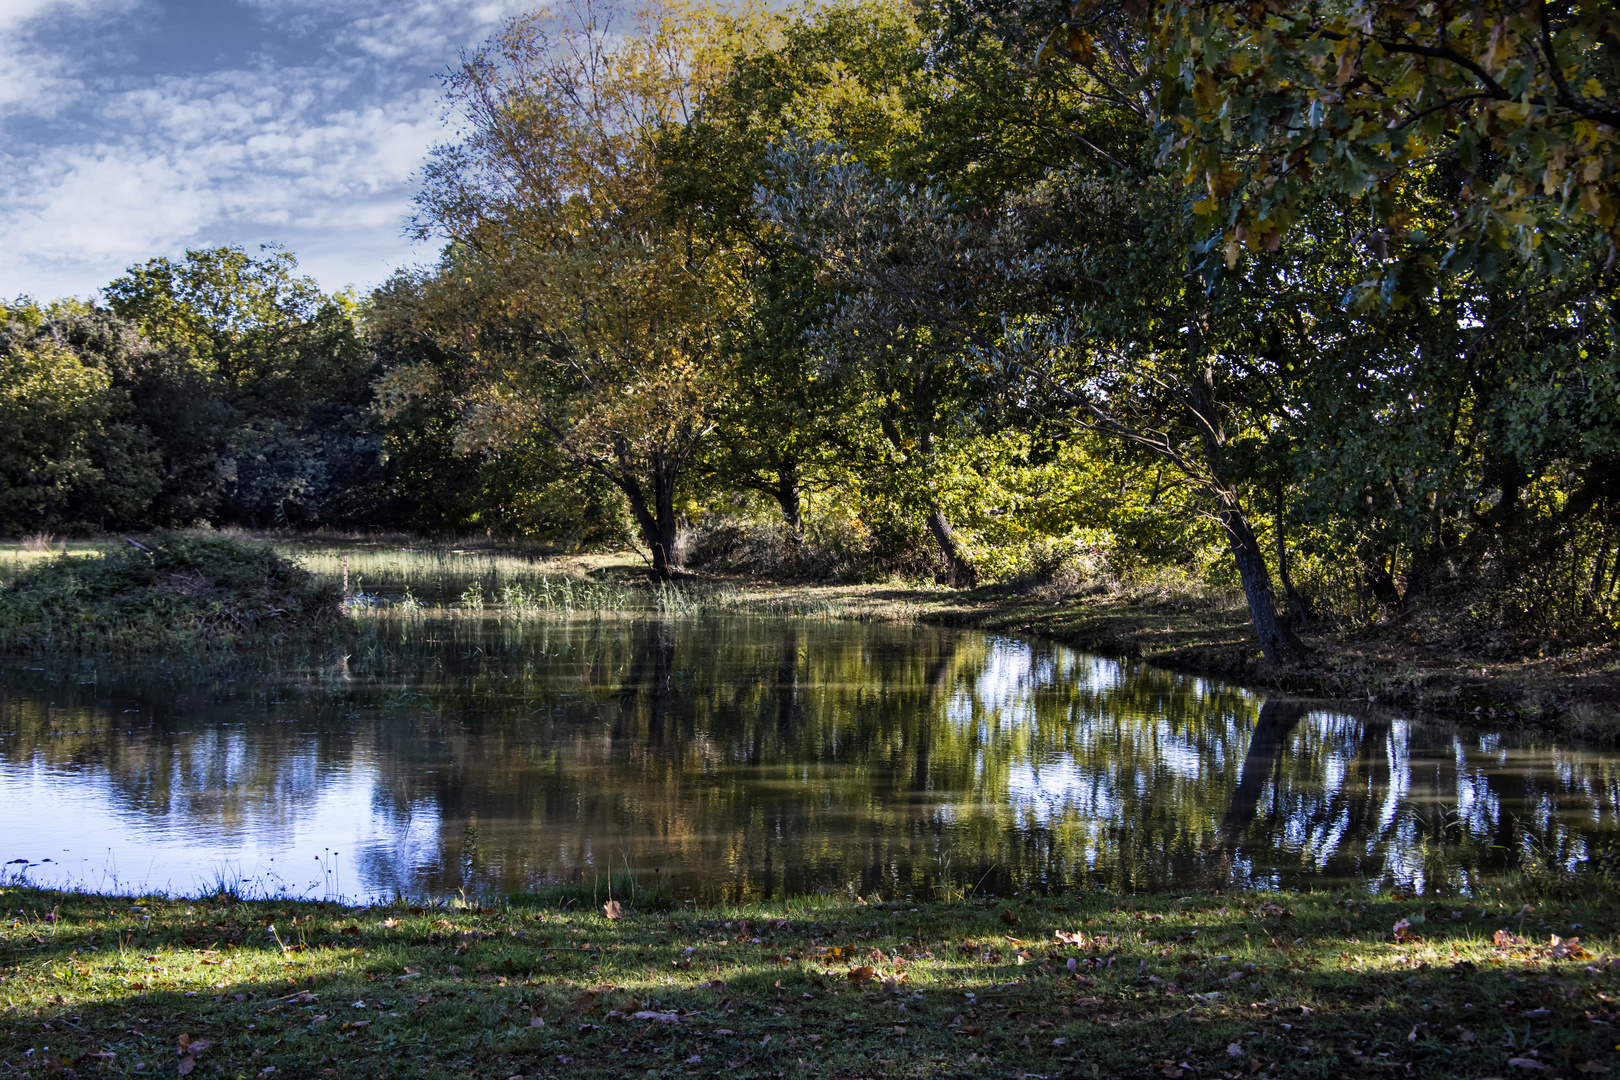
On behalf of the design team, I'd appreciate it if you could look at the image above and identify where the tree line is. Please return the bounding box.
[3,0,1616,659]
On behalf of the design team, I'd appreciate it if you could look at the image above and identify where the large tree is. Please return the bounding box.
[399,0,768,579]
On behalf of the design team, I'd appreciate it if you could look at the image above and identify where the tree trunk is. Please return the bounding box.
[1187,365,1306,664]
[925,503,978,589]
[776,461,803,540]
[1218,489,1309,664]
[616,463,681,581]
[1273,481,1310,625]
[878,417,978,590]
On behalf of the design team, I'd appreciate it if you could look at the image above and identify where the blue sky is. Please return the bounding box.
[0,0,534,301]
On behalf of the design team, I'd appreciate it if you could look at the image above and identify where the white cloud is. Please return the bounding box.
[0,0,523,300]
[0,0,145,117]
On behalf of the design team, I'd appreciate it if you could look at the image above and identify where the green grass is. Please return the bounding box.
[0,533,341,654]
[4,883,1618,1079]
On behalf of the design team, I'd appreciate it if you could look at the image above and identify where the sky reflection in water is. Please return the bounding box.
[0,616,1615,901]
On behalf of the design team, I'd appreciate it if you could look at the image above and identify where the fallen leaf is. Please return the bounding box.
[1509,1059,1551,1071]
[1392,919,1422,944]
[847,965,876,985]
[1494,929,1528,947]
[1575,1063,1610,1074]
[602,900,622,920]
[530,1016,545,1028]
[631,1011,682,1024]
[1227,1042,1243,1056]
[714,1029,735,1036]
[1000,910,1020,926]
[1551,936,1591,960]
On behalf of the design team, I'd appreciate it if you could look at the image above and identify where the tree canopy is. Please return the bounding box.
[3,0,1616,654]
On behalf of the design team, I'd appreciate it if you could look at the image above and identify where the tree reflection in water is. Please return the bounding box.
[0,616,1615,901]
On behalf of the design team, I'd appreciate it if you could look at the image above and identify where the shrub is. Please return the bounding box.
[0,532,342,653]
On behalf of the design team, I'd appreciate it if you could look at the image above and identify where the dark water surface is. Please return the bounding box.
[1,616,1615,902]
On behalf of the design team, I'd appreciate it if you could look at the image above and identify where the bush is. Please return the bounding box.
[0,532,342,653]
[681,514,940,583]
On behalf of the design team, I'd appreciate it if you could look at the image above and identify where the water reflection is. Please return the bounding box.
[0,617,1615,901]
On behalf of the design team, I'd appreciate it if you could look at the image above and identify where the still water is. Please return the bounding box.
[1,616,1615,901]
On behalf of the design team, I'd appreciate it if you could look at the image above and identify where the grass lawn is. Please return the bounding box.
[3,884,1618,1079]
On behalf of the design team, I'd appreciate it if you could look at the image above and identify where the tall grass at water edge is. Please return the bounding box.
[291,543,884,620]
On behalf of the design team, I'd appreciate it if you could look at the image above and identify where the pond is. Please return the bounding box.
[1,615,1616,902]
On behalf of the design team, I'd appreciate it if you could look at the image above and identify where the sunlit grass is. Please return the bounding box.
[4,883,1618,1078]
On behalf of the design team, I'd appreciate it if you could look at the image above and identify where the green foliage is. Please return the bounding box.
[0,331,160,534]
[0,532,342,653]
[1151,0,1620,293]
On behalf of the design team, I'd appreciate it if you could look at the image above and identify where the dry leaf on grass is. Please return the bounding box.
[176,1034,213,1076]
[602,900,622,920]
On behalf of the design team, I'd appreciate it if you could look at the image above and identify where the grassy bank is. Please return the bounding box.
[3,882,1617,1079]
[0,534,341,654]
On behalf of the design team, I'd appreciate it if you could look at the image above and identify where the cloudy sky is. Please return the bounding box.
[0,0,533,302]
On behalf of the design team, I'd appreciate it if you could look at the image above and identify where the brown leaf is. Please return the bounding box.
[340,924,361,935]
[602,900,622,920]
[999,910,1019,926]
[1494,928,1528,947]
[177,1056,196,1076]
[1575,1063,1610,1074]
[631,1011,682,1024]
[1550,935,1590,960]
[846,965,876,985]
[1391,918,1422,944]
[1509,1059,1551,1071]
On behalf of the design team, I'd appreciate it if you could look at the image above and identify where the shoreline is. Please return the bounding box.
[6,535,1617,741]
[661,574,1620,743]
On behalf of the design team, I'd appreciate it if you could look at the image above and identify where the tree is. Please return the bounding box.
[0,306,161,534]
[401,0,769,579]
[1147,0,1620,294]
[103,246,380,528]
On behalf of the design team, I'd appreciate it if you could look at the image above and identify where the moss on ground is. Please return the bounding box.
[3,884,1618,1079]
[0,533,341,654]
